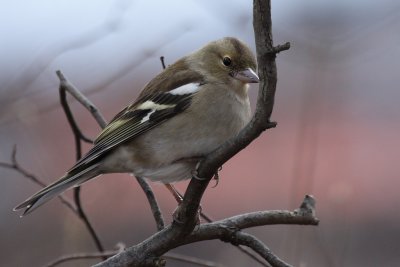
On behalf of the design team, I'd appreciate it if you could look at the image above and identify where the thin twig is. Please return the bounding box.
[56,70,166,255]
[182,196,318,267]
[44,249,221,267]
[198,198,268,267]
[73,186,106,257]
[267,42,291,55]
[136,176,165,231]
[7,1,316,266]
[169,185,270,267]
[95,0,309,265]
[185,197,319,243]
[164,252,224,267]
[44,251,118,267]
[166,0,286,239]
[235,232,291,267]
[58,73,105,255]
[1,146,77,213]
[58,84,93,145]
[44,243,125,267]
[160,56,166,70]
[159,55,265,266]
[95,196,318,267]
[157,51,261,263]
[56,70,107,129]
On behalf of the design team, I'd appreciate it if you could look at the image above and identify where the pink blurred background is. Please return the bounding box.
[1,0,400,266]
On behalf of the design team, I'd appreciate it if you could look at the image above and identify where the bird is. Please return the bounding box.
[14,37,259,216]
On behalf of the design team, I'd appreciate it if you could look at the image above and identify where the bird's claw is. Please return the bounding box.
[192,162,223,185]
[191,161,207,180]
[172,204,202,226]
[211,166,222,188]
[172,205,184,225]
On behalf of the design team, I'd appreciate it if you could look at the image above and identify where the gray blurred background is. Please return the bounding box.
[1,0,400,266]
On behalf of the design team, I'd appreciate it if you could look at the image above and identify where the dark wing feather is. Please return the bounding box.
[67,62,204,175]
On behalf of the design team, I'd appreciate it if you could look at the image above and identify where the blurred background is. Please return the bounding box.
[1,0,399,266]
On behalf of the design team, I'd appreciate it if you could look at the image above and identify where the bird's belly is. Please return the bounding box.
[129,134,224,183]
[134,161,197,183]
[102,94,251,183]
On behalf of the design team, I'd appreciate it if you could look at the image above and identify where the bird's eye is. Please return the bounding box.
[222,56,232,66]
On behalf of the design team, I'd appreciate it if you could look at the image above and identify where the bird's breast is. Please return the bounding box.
[137,86,250,165]
[106,85,251,182]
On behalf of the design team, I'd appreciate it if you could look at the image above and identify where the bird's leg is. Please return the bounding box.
[191,160,223,186]
[168,156,221,224]
[165,183,183,203]
[168,190,184,225]
[191,161,207,181]
[166,156,204,204]
[211,166,223,188]
[164,183,184,223]
[166,183,202,225]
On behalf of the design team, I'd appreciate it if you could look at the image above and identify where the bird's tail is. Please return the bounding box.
[14,163,101,216]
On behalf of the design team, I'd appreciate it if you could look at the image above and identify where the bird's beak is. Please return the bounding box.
[233,68,259,83]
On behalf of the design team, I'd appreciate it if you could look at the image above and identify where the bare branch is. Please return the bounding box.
[157,56,256,265]
[234,246,270,267]
[74,186,106,256]
[267,42,291,55]
[295,194,317,217]
[184,197,318,245]
[56,70,165,257]
[165,184,267,266]
[6,1,319,266]
[44,243,125,267]
[94,196,318,267]
[1,146,77,213]
[44,251,118,267]
[57,72,106,255]
[164,252,224,267]
[56,70,107,129]
[136,176,165,231]
[159,56,166,70]
[182,196,317,267]
[170,0,284,233]
[168,185,270,267]
[9,145,45,188]
[234,232,290,267]
[94,0,300,266]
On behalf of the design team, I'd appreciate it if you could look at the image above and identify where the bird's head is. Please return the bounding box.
[189,37,259,85]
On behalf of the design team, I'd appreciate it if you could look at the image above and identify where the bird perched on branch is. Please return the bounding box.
[14,37,259,215]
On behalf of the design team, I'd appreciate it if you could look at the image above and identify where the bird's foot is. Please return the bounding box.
[211,166,222,188]
[191,161,207,181]
[165,183,183,203]
[172,204,202,226]
[190,158,222,185]
[166,183,202,225]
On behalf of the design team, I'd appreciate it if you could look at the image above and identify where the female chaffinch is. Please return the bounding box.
[15,37,259,215]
